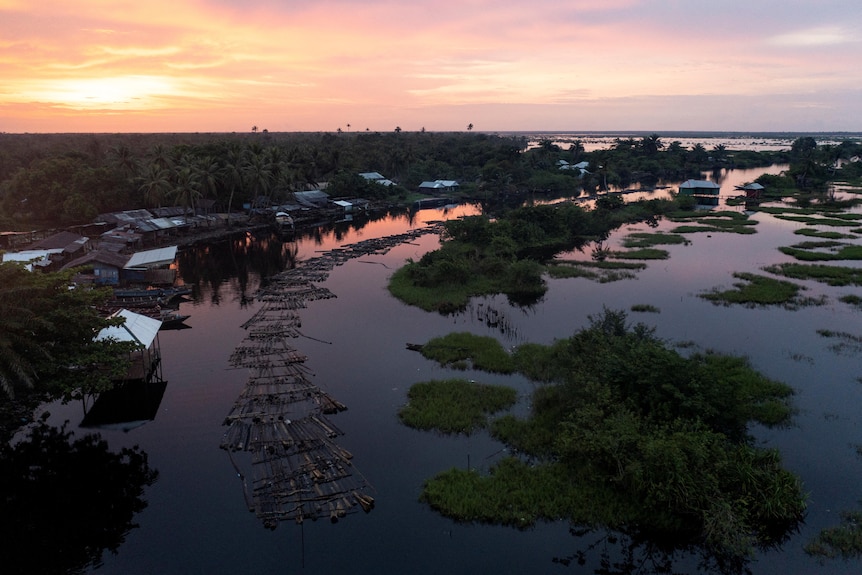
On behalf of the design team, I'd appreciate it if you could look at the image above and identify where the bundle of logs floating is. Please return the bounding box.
[220,221,445,527]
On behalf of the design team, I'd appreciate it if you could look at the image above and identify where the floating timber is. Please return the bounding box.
[221,221,447,528]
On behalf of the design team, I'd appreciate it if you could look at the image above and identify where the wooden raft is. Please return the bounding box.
[221,222,447,527]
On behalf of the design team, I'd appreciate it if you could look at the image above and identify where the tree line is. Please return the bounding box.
[4,131,856,230]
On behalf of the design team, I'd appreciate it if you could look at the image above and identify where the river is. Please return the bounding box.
[27,164,862,574]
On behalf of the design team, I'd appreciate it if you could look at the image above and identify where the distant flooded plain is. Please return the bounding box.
[37,164,862,574]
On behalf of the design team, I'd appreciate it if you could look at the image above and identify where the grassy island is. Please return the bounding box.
[404,310,805,561]
[398,378,517,434]
[388,198,677,313]
[700,272,822,308]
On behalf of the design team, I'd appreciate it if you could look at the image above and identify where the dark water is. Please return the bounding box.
[29,166,862,574]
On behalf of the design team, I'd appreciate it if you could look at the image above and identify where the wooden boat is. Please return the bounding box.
[113,286,192,300]
[159,310,191,329]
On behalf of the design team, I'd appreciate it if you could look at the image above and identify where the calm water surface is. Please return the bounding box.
[37,166,862,574]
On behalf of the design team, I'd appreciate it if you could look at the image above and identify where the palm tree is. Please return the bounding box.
[137,163,172,208]
[222,145,245,224]
[640,134,664,155]
[111,144,137,177]
[171,160,202,217]
[148,144,173,170]
[243,149,274,208]
[194,156,221,223]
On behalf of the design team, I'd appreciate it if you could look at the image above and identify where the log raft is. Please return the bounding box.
[220,221,445,527]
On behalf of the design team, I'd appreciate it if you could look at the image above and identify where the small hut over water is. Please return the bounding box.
[679,179,720,196]
[96,308,163,383]
[738,182,765,200]
[679,179,720,206]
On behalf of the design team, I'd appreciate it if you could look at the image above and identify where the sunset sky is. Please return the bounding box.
[2,0,860,133]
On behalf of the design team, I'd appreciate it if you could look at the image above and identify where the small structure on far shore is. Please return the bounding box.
[737,182,765,200]
[679,179,720,205]
[418,179,459,192]
[679,179,720,196]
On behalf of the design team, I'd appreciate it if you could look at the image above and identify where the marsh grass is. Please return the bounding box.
[671,218,757,234]
[840,294,862,309]
[420,459,608,528]
[805,510,862,560]
[631,304,660,313]
[816,329,862,355]
[419,332,516,373]
[622,232,690,248]
[670,214,758,234]
[794,228,857,240]
[547,260,644,283]
[411,310,804,558]
[763,263,862,286]
[609,248,669,260]
[779,241,862,261]
[701,272,820,308]
[388,266,503,313]
[398,378,517,434]
[774,214,861,227]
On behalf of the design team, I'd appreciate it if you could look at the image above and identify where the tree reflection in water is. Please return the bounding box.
[554,525,801,575]
[0,418,158,575]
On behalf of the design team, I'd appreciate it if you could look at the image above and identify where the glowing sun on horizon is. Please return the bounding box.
[26,76,176,111]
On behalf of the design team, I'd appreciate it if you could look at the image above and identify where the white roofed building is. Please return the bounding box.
[96,309,164,383]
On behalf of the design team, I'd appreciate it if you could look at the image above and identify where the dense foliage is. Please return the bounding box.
[0,419,158,575]
[5,132,856,230]
[0,262,134,404]
[415,310,805,561]
[398,378,517,434]
[389,198,677,312]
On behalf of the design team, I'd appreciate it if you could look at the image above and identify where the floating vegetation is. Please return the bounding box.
[794,228,857,240]
[621,232,690,248]
[701,272,822,308]
[547,260,644,283]
[398,378,517,435]
[773,214,861,227]
[840,294,862,309]
[389,202,678,313]
[609,248,669,260]
[778,241,862,261]
[785,351,814,364]
[805,509,862,560]
[763,263,862,287]
[630,304,660,313]
[668,211,758,235]
[413,310,804,560]
[415,332,516,373]
[816,329,862,355]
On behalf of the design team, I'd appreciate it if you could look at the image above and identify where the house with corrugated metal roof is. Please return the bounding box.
[294,190,330,208]
[62,249,130,285]
[2,249,61,271]
[679,179,720,196]
[418,180,459,192]
[95,308,163,383]
[737,182,765,200]
[359,172,395,186]
[123,246,178,285]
